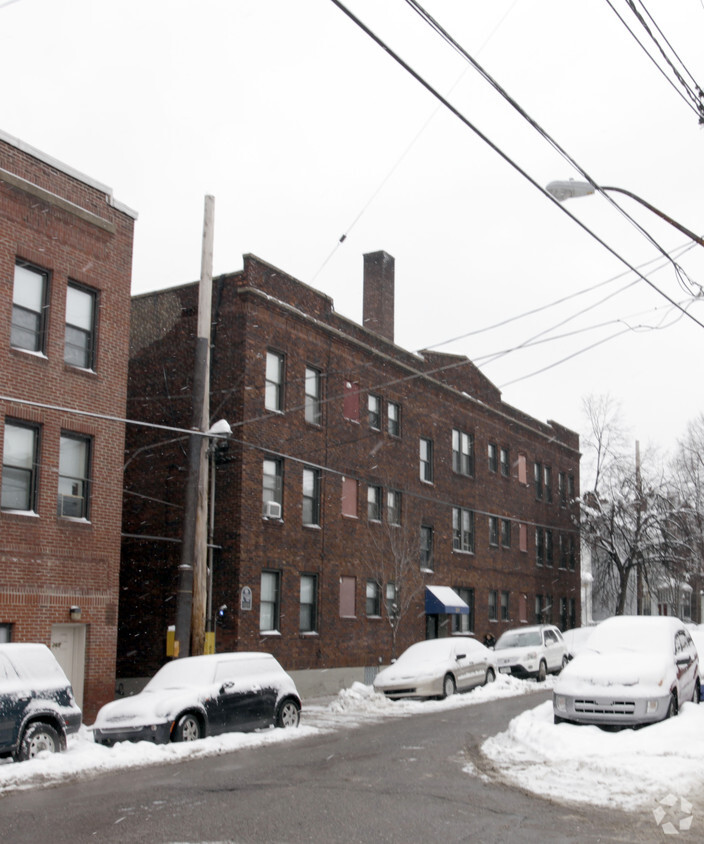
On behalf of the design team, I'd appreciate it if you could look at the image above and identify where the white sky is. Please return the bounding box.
[2,677,703,826]
[3,0,704,455]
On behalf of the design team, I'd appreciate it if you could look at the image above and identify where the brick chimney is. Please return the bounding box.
[363,250,395,342]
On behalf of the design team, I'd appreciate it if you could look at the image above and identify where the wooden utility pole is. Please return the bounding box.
[174,195,215,658]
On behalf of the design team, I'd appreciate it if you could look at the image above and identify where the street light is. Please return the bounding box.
[546,179,704,248]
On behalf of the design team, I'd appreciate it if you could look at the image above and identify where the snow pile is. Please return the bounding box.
[482,700,704,811]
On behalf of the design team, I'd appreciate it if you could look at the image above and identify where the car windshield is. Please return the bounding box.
[144,658,217,691]
[495,631,542,649]
[397,639,455,663]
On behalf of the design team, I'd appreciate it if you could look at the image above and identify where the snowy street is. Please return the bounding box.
[2,674,703,840]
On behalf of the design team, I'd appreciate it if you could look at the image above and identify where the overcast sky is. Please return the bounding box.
[4,0,703,459]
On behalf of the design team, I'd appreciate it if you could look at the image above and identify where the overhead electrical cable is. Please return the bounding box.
[328,0,704,331]
[309,0,521,284]
[402,0,699,297]
[606,0,704,123]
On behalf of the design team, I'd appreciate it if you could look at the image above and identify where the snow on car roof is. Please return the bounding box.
[586,615,684,653]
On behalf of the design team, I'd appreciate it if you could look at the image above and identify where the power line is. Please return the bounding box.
[309,0,521,284]
[328,0,704,332]
[606,0,704,123]
[402,0,700,298]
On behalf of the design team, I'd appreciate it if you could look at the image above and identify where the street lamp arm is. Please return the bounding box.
[600,186,704,249]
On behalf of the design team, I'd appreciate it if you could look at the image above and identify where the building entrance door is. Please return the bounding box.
[50,624,86,710]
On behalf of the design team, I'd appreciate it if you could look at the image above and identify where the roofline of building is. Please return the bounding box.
[0,128,138,220]
[131,266,580,454]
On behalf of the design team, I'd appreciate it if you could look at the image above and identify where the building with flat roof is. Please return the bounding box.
[121,252,580,693]
[0,130,136,720]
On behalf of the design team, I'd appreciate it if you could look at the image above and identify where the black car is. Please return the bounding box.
[0,643,82,762]
[92,652,302,746]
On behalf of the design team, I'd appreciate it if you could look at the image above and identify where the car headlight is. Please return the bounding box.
[526,651,538,660]
[554,695,566,713]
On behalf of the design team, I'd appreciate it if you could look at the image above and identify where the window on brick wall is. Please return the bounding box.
[559,471,567,506]
[0,623,12,643]
[488,443,498,473]
[12,261,48,354]
[343,381,359,421]
[58,432,91,519]
[368,394,381,430]
[546,529,554,567]
[2,420,40,512]
[305,366,322,425]
[501,518,511,548]
[300,574,317,632]
[535,526,544,566]
[488,516,499,547]
[452,507,474,553]
[302,467,320,526]
[544,465,553,503]
[341,477,358,518]
[518,453,527,485]
[260,570,281,632]
[420,438,433,483]
[500,447,510,477]
[387,401,400,437]
[488,590,498,621]
[452,587,474,634]
[501,590,510,621]
[366,580,381,616]
[519,522,528,552]
[420,525,434,570]
[452,429,474,476]
[387,489,401,526]
[65,282,97,369]
[534,462,543,499]
[367,484,382,522]
[262,457,283,517]
[265,351,285,412]
[339,576,356,617]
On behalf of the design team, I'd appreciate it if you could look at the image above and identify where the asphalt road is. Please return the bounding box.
[0,691,667,843]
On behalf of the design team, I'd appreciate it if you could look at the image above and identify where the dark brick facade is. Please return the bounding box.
[121,253,580,680]
[0,131,136,720]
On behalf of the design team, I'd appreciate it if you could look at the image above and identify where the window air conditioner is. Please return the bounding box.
[59,494,84,518]
[263,500,282,519]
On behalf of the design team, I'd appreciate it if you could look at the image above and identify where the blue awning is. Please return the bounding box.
[425,585,469,615]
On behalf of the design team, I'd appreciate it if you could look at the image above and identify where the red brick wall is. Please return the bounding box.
[122,256,580,678]
[0,136,135,721]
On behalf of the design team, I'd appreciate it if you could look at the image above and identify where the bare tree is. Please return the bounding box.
[365,513,427,660]
[581,396,674,616]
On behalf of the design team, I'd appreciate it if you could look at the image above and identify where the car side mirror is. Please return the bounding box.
[220,680,235,694]
[456,653,466,661]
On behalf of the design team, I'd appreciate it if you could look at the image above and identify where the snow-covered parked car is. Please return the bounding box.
[688,625,704,702]
[0,643,82,762]
[553,616,700,727]
[373,637,496,700]
[92,652,301,746]
[493,624,568,681]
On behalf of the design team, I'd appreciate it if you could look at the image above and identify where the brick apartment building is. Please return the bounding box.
[0,130,136,720]
[121,251,580,689]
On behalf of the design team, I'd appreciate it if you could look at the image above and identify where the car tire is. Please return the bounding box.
[692,679,701,704]
[666,693,678,719]
[173,713,201,742]
[442,673,456,699]
[537,661,547,683]
[560,655,569,671]
[17,722,61,762]
[275,698,301,728]
[484,668,496,685]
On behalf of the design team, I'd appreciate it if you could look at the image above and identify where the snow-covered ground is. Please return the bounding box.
[2,675,703,821]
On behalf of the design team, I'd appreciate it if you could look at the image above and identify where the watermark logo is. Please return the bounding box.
[653,794,693,835]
